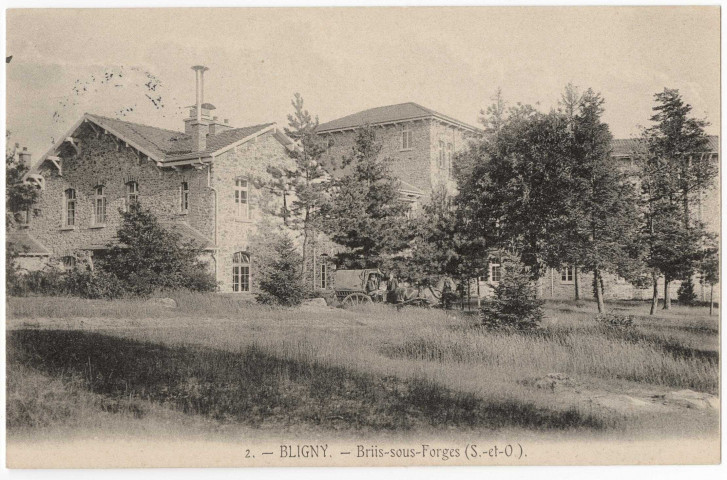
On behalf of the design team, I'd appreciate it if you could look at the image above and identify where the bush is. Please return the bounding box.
[95,203,216,296]
[595,313,635,329]
[677,277,697,306]
[256,234,308,306]
[479,252,544,330]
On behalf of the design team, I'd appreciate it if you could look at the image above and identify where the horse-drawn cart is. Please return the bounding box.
[332,269,385,306]
[331,269,444,308]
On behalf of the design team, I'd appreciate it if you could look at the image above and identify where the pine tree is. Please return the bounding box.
[256,234,308,306]
[320,125,410,268]
[267,93,330,277]
[97,203,215,296]
[639,88,715,311]
[558,89,641,313]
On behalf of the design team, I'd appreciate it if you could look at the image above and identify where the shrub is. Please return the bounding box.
[256,234,308,306]
[595,313,635,329]
[677,277,698,306]
[479,251,544,330]
[95,203,216,296]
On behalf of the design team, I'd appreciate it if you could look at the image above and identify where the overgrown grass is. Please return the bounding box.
[8,330,603,432]
[6,296,719,438]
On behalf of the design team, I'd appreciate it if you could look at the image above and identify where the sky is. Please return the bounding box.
[5,6,721,164]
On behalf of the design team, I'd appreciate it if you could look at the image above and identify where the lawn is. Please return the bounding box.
[6,294,720,446]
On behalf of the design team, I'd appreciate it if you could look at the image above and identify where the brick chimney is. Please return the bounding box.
[188,65,210,152]
[18,147,31,165]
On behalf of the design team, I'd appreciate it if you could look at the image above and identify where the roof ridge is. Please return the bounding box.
[86,113,186,135]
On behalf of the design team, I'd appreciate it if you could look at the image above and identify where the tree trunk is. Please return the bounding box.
[663,279,671,310]
[574,267,580,300]
[467,278,471,311]
[476,279,481,308]
[594,269,605,313]
[709,283,714,316]
[650,275,659,315]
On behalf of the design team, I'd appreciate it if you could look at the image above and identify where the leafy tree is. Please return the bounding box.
[396,187,487,306]
[256,233,308,306]
[480,250,544,330]
[320,125,410,269]
[6,133,39,228]
[96,203,215,296]
[267,93,330,276]
[457,105,573,280]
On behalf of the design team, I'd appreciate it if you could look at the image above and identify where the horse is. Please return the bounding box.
[387,276,458,307]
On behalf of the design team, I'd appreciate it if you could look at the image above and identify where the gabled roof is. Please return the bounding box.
[611,135,719,157]
[37,113,294,170]
[317,102,481,133]
[6,231,51,256]
[398,179,425,196]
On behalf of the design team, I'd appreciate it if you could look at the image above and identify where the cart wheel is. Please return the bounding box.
[342,293,372,306]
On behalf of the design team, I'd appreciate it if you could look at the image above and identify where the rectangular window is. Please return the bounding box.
[401,129,413,150]
[320,262,327,289]
[561,266,575,283]
[490,263,502,283]
[64,189,76,227]
[125,181,139,211]
[235,178,249,220]
[180,182,189,213]
[93,186,106,225]
[447,142,453,176]
[438,140,445,168]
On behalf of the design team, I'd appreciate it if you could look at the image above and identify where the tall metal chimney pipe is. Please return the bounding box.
[191,65,208,123]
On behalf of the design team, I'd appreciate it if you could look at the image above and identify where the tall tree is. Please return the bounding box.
[558,89,641,313]
[639,88,715,310]
[267,93,330,276]
[320,125,409,268]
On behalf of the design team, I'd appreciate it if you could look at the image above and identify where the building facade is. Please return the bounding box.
[10,67,297,294]
[316,102,482,212]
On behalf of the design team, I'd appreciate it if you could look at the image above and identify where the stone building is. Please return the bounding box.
[316,102,482,213]
[9,66,297,294]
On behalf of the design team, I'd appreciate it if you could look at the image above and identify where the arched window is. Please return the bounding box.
[64,188,76,227]
[232,252,250,292]
[93,185,106,225]
[125,181,139,211]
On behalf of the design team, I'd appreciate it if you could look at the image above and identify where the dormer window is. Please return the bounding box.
[125,181,139,211]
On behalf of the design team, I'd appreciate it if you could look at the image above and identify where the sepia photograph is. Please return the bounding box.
[2,4,721,469]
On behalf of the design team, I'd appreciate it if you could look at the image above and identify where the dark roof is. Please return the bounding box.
[317,102,481,133]
[611,135,719,157]
[6,231,51,256]
[84,114,274,160]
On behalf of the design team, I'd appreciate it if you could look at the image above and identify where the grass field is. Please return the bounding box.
[6,294,720,441]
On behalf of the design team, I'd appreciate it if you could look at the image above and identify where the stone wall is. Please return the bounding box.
[23,125,212,262]
[210,130,294,293]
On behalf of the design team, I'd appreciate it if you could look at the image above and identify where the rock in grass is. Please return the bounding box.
[299,298,331,311]
[665,389,719,410]
[145,297,178,309]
